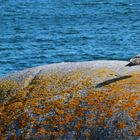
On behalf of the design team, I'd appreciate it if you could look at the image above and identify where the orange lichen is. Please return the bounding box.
[0,69,139,139]
[132,125,140,136]
[88,114,95,119]
[106,109,113,117]
[117,121,127,129]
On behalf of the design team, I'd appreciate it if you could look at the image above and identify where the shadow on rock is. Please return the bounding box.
[96,75,132,88]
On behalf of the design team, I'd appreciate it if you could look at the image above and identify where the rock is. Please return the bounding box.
[0,61,140,140]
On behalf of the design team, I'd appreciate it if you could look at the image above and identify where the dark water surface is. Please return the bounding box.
[0,0,140,76]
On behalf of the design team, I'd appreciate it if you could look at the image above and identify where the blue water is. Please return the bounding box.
[0,0,140,76]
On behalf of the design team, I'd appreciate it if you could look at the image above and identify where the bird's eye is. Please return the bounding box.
[135,56,140,58]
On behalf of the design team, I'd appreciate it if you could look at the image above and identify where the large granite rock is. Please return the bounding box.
[0,61,140,140]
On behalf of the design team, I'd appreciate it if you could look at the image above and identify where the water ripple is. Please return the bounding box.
[0,0,140,76]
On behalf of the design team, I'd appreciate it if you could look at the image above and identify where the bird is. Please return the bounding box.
[126,54,140,66]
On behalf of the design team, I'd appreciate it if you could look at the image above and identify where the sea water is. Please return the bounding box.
[0,0,140,76]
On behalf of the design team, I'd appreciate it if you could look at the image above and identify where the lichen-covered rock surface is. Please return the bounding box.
[0,61,140,140]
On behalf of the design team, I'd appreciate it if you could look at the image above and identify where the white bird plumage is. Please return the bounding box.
[126,54,140,66]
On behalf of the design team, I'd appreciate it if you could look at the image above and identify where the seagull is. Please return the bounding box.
[126,54,140,66]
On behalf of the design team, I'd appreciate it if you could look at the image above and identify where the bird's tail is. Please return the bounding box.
[126,62,135,66]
